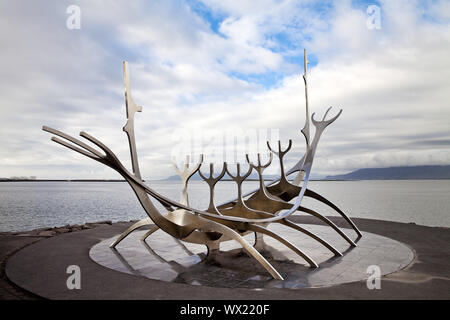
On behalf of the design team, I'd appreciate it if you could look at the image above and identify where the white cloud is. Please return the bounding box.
[0,0,449,180]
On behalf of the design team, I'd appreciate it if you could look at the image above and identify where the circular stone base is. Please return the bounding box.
[90,224,414,289]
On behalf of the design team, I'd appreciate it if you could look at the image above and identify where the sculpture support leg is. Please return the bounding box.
[197,219,284,280]
[279,219,342,256]
[253,232,267,251]
[248,224,318,268]
[305,188,362,237]
[299,206,357,247]
[206,241,220,257]
[110,217,153,248]
[140,225,160,242]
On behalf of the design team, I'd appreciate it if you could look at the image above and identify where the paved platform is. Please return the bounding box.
[91,225,413,289]
[4,216,450,299]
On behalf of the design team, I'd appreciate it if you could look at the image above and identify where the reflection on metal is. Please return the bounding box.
[43,50,362,280]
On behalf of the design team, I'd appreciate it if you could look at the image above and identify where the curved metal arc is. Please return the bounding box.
[50,137,101,163]
[110,217,153,248]
[140,225,160,242]
[43,126,104,159]
[243,182,352,252]
[304,189,363,237]
[245,149,360,237]
[247,224,318,268]
[246,180,361,238]
[297,206,356,247]
[244,185,354,252]
[80,131,123,165]
[196,218,284,280]
[279,219,342,256]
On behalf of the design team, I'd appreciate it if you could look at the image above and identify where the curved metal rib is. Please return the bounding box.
[197,219,284,280]
[140,225,160,242]
[247,224,318,268]
[279,219,342,256]
[110,217,153,248]
[304,189,362,237]
[300,207,356,247]
[244,152,342,253]
[242,162,344,254]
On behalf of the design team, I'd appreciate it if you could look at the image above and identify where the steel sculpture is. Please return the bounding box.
[43,50,361,280]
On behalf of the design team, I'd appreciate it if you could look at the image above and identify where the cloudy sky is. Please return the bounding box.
[0,0,449,179]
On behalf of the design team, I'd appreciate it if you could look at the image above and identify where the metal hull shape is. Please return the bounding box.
[43,50,361,280]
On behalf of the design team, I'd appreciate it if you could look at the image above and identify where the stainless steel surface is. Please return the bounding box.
[123,61,142,180]
[43,50,362,280]
[173,155,203,206]
[198,162,227,215]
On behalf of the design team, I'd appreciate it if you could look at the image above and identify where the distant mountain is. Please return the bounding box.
[324,165,450,180]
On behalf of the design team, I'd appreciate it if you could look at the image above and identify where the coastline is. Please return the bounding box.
[0,220,121,237]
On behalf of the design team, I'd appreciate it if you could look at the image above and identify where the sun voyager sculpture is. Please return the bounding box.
[43,50,362,280]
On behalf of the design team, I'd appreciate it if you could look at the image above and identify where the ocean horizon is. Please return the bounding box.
[1,180,449,232]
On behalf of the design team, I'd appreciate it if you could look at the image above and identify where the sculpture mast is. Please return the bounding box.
[292,49,310,185]
[301,49,310,148]
[123,61,143,180]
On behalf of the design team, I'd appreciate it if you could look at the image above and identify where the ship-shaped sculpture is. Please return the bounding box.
[43,50,362,280]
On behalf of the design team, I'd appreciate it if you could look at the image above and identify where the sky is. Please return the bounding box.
[0,0,449,179]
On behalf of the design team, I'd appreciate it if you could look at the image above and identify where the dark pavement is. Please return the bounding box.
[2,217,449,299]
